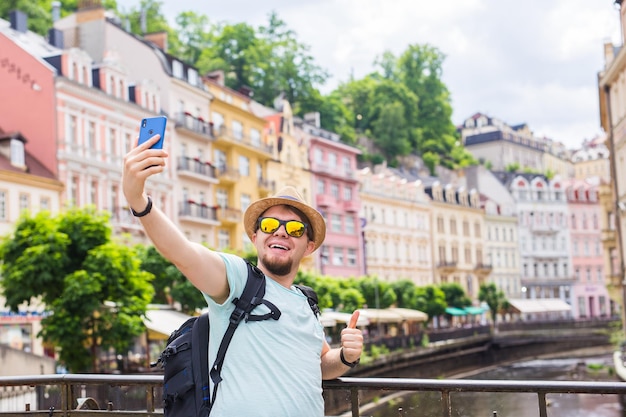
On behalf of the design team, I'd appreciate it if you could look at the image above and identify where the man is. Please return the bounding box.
[122,133,363,416]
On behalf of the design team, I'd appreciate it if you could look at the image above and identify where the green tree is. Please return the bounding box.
[478,283,508,327]
[359,276,397,309]
[0,207,153,372]
[414,285,447,326]
[439,282,471,308]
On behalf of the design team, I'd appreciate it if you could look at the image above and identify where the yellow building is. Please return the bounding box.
[426,182,490,299]
[204,72,274,252]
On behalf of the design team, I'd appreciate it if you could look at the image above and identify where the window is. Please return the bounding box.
[218,230,230,250]
[188,68,198,85]
[345,216,355,234]
[331,214,342,232]
[474,222,481,238]
[240,193,251,212]
[328,153,337,168]
[343,186,352,201]
[232,120,243,140]
[314,148,323,164]
[332,247,344,265]
[250,128,261,147]
[172,60,184,79]
[212,112,224,131]
[321,246,329,265]
[238,156,250,176]
[10,139,25,166]
[0,190,6,220]
[19,193,29,212]
[331,183,339,199]
[217,189,228,208]
[342,156,350,173]
[68,115,77,145]
[450,219,457,235]
[437,217,444,233]
[463,221,470,236]
[347,248,357,266]
[317,179,325,194]
[40,196,50,211]
[88,121,96,151]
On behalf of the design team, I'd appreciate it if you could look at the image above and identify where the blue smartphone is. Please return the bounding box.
[138,116,167,149]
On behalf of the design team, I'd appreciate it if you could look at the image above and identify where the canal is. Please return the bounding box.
[364,350,623,417]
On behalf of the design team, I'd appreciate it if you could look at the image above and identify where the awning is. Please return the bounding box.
[386,307,428,322]
[445,307,468,316]
[320,311,370,327]
[358,308,405,323]
[144,308,194,340]
[464,306,487,315]
[508,298,571,314]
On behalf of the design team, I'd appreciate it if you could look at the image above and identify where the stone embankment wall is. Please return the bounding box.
[0,345,56,376]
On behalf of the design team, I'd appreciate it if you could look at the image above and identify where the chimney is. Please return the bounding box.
[144,31,168,52]
[9,10,28,33]
[206,70,225,86]
[76,0,105,24]
[48,28,64,48]
[140,8,147,34]
[304,112,321,128]
[51,1,61,22]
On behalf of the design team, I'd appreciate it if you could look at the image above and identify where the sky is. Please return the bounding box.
[122,0,623,149]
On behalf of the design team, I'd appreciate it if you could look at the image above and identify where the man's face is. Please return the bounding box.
[253,205,315,277]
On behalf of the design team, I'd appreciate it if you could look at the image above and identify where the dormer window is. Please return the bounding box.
[188,68,198,85]
[173,60,184,79]
[11,138,25,167]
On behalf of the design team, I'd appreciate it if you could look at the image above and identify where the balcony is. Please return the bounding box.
[602,228,617,244]
[218,206,242,225]
[343,199,359,213]
[178,202,218,224]
[213,126,272,156]
[216,166,240,184]
[173,112,213,140]
[436,261,458,272]
[316,194,336,207]
[474,263,493,276]
[0,374,624,417]
[176,156,218,183]
[258,177,276,196]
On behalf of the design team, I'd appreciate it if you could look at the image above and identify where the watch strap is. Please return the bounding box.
[130,195,153,217]
[340,347,359,368]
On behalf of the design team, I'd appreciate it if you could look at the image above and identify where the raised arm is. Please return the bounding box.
[122,133,229,302]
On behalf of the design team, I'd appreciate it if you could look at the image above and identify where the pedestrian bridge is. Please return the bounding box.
[1,373,625,417]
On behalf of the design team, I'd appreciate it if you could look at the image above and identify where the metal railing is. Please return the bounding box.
[1,374,625,417]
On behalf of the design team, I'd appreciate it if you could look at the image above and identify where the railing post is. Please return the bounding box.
[441,390,451,417]
[350,387,360,417]
[538,392,548,417]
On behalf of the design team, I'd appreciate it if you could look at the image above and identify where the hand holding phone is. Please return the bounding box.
[138,116,167,149]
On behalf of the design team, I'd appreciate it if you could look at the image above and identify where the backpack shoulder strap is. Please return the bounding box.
[295,284,321,317]
[208,260,281,413]
[191,313,210,414]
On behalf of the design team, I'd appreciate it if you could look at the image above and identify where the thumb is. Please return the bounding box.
[348,310,360,329]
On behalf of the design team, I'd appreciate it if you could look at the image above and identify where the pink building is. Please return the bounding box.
[0,12,58,176]
[296,116,364,278]
[566,180,611,318]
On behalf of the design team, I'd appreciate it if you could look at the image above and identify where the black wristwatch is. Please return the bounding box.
[340,348,359,368]
[130,195,153,217]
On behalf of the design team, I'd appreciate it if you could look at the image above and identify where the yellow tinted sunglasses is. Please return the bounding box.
[257,217,308,238]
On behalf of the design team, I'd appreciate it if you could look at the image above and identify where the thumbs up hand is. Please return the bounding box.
[340,310,363,365]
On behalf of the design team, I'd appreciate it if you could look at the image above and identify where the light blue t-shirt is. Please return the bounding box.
[203,253,325,417]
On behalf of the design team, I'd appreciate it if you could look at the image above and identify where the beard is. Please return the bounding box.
[261,253,294,276]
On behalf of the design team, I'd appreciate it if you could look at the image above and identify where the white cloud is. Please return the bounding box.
[125,0,622,148]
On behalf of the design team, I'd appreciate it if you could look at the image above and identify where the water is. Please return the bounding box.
[366,353,624,417]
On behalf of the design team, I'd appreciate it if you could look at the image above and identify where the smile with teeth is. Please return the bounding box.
[270,244,289,250]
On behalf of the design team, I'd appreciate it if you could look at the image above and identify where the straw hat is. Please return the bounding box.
[243,186,326,250]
